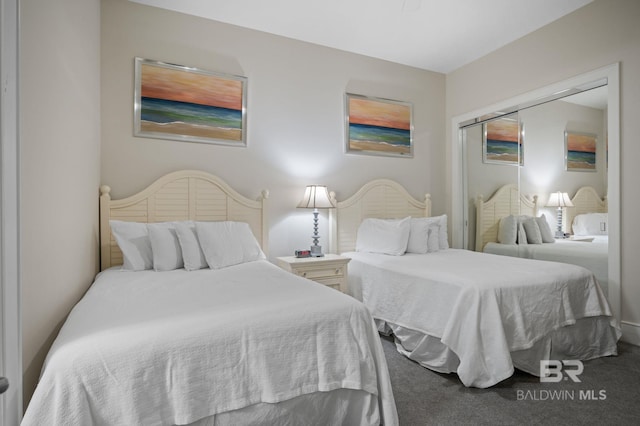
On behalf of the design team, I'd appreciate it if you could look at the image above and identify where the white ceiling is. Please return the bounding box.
[130,0,592,73]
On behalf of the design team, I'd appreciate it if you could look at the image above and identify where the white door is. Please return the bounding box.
[1,0,22,423]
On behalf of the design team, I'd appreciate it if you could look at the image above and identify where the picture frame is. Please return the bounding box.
[565,131,597,172]
[134,57,247,146]
[345,93,413,157]
[483,115,523,165]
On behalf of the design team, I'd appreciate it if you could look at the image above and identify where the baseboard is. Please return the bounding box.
[621,321,640,346]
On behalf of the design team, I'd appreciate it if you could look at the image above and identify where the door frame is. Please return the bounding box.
[1,0,23,423]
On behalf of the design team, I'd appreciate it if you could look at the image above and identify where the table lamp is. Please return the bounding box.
[546,191,574,238]
[297,185,336,257]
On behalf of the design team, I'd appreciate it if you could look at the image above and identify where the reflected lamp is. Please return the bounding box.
[297,185,335,257]
[545,191,574,237]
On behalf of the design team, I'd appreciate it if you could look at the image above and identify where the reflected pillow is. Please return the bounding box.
[573,213,608,236]
[522,217,543,244]
[517,222,528,245]
[535,215,555,243]
[498,215,518,245]
[356,217,411,256]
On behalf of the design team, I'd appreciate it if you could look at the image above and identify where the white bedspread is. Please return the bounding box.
[23,260,397,426]
[345,249,620,388]
[484,236,608,294]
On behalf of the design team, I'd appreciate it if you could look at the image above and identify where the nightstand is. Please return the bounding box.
[275,254,350,293]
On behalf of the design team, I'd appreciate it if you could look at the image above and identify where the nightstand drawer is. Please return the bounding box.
[294,265,345,280]
[275,254,350,293]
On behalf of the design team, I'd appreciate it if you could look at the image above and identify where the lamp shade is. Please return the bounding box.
[297,185,335,209]
[546,191,574,208]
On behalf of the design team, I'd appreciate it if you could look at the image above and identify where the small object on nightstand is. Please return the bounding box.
[276,254,351,293]
[294,250,311,258]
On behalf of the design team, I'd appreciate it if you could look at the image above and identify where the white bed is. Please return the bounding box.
[330,179,620,388]
[23,170,398,426]
[478,184,609,293]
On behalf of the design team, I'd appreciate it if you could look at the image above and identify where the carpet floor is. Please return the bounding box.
[380,334,640,426]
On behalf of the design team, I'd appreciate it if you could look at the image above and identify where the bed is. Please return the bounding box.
[330,179,620,388]
[477,184,609,294]
[23,170,398,426]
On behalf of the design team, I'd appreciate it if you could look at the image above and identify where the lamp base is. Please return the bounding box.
[310,245,324,257]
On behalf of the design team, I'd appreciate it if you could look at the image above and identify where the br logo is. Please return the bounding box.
[539,360,584,383]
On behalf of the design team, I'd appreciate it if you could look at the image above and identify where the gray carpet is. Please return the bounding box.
[380,335,640,425]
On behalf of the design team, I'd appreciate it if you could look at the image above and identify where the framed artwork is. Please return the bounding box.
[483,115,523,165]
[565,131,597,172]
[134,57,247,146]
[345,93,413,157]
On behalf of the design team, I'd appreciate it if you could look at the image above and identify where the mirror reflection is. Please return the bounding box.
[462,85,609,295]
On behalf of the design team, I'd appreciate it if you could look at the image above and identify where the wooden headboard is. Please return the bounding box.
[329,179,431,254]
[564,186,607,233]
[475,184,538,252]
[99,170,269,270]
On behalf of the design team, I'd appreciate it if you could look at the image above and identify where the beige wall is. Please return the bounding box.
[446,0,640,338]
[20,0,101,407]
[101,0,446,258]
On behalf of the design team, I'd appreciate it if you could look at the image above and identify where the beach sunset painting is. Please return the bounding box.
[565,131,596,171]
[346,94,412,157]
[483,116,523,165]
[134,58,247,146]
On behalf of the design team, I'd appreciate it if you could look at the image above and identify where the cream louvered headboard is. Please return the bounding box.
[564,186,607,233]
[475,184,538,252]
[329,179,431,254]
[99,170,268,270]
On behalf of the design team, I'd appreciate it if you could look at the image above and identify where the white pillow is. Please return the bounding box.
[148,222,184,271]
[406,217,441,254]
[196,221,265,269]
[517,222,528,245]
[522,217,543,244]
[535,215,555,243]
[109,220,153,271]
[572,213,608,236]
[498,215,518,245]
[175,221,208,271]
[436,214,449,250]
[355,217,411,256]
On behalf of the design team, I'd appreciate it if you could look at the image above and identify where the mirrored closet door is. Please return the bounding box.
[460,84,611,295]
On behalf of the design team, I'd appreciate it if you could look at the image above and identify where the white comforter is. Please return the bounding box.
[345,249,620,388]
[484,236,608,293]
[23,260,398,426]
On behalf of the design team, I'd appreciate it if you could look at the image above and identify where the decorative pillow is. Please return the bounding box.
[434,214,449,250]
[407,217,441,254]
[522,217,543,244]
[516,222,528,245]
[572,213,608,236]
[148,222,184,271]
[196,221,265,269]
[109,220,153,271]
[355,217,411,256]
[535,215,555,243]
[498,215,518,245]
[175,221,208,271]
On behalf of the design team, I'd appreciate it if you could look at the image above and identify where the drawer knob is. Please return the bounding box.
[302,272,307,277]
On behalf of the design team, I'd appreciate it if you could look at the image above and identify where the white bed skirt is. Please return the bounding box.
[379,316,620,381]
[187,389,380,426]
